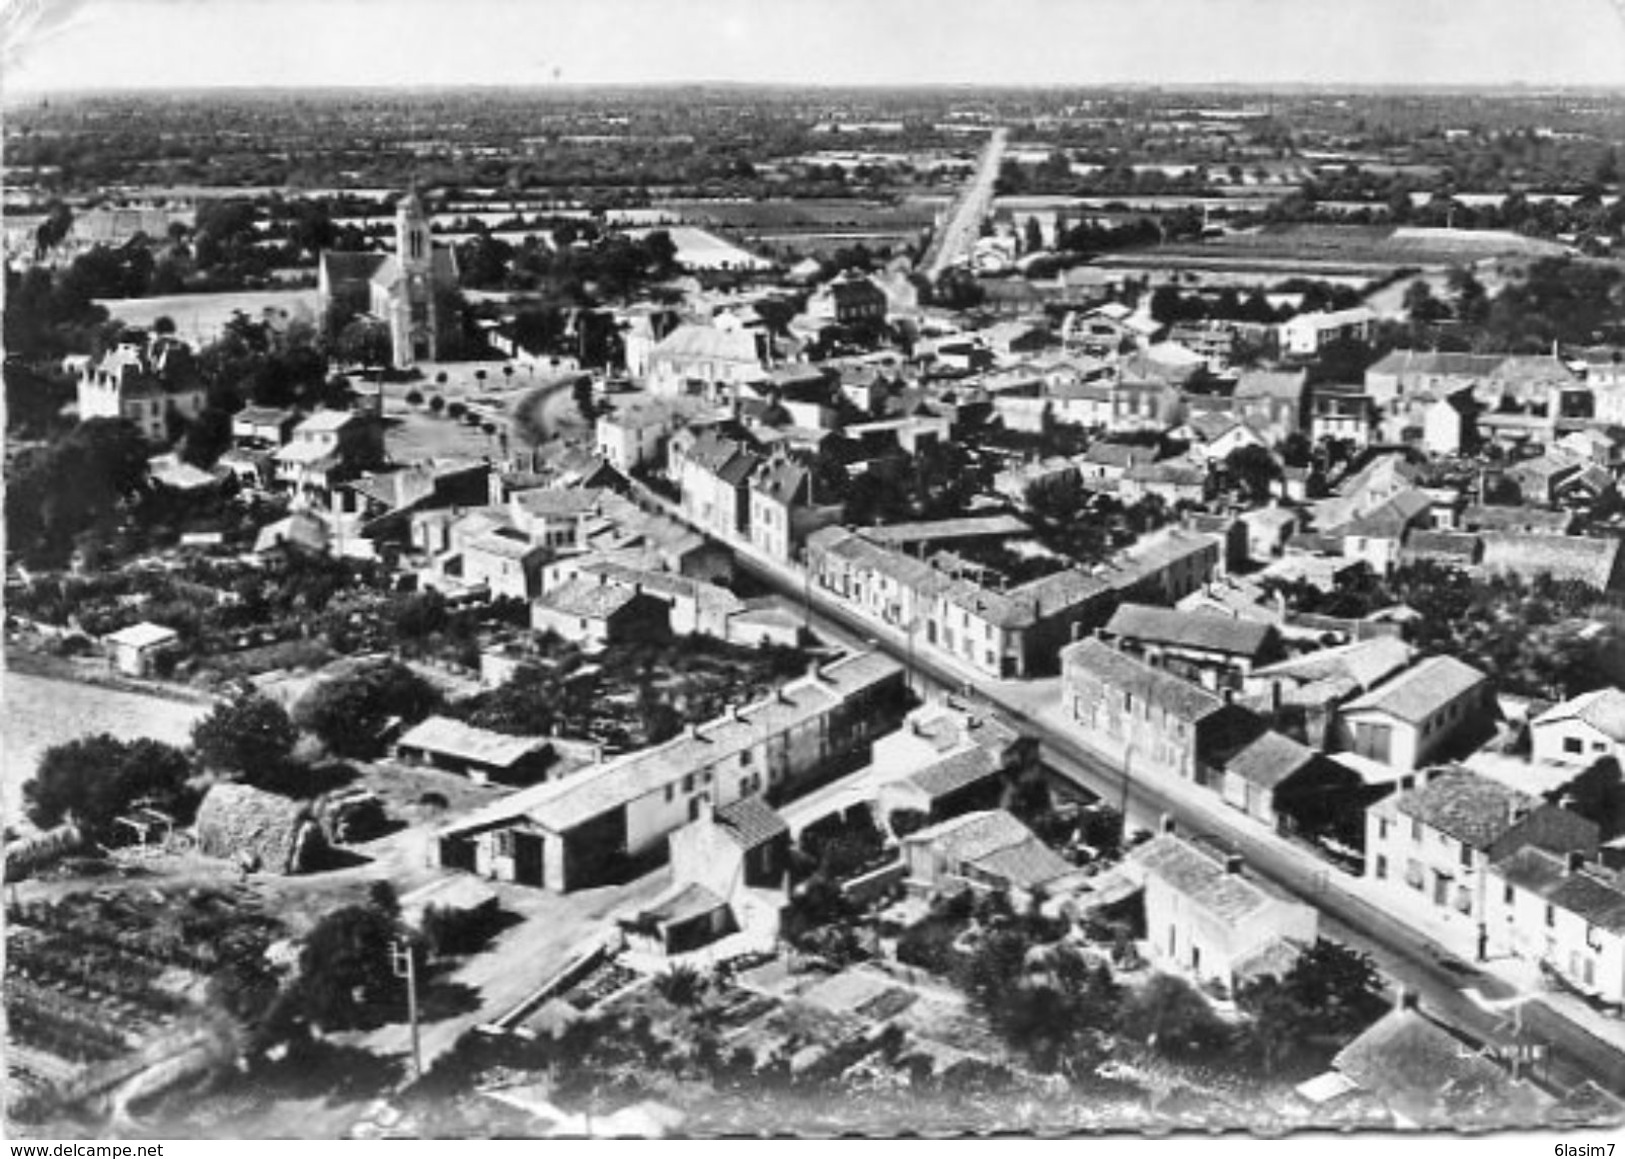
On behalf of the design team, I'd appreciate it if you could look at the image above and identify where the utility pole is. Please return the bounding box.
[1120,743,1134,846]
[391,938,422,1083]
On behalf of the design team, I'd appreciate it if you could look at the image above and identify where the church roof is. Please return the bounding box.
[320,251,388,286]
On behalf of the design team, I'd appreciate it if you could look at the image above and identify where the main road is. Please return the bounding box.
[729,548,1625,1099]
[922,125,1009,281]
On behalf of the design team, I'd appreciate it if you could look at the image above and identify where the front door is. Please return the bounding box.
[513,832,546,887]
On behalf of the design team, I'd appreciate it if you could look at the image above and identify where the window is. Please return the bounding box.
[1564,737,1585,755]
[1378,818,1390,841]
[1545,904,1556,928]
[665,784,675,803]
[1375,855,1388,880]
[1504,883,1515,906]
[495,831,515,857]
[741,749,753,767]
[1460,844,1473,869]
[683,774,695,793]
[1454,886,1473,915]
[1433,872,1451,907]
[1411,818,1423,843]
[1405,859,1425,890]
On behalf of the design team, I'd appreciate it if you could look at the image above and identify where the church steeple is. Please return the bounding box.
[396,188,430,272]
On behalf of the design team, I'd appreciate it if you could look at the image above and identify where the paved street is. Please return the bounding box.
[922,126,1008,280]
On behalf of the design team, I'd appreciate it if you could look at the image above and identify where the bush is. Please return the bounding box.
[405,389,424,407]
[653,964,708,1007]
[25,734,195,843]
[428,395,445,414]
[446,401,467,420]
[191,692,299,784]
[293,659,441,759]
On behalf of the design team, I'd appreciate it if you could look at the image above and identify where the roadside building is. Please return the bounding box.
[1486,846,1625,1005]
[1060,637,1265,788]
[433,651,905,891]
[1119,833,1319,990]
[462,530,550,601]
[1362,767,1599,959]
[1102,603,1283,692]
[1218,728,1359,834]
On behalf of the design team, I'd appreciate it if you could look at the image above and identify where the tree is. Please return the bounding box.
[336,318,392,370]
[294,660,441,759]
[180,405,234,468]
[1224,443,1281,503]
[25,734,194,842]
[1237,939,1386,1074]
[288,897,401,1031]
[1118,973,1232,1061]
[1023,216,1045,255]
[1550,756,1625,842]
[573,376,597,423]
[191,693,299,784]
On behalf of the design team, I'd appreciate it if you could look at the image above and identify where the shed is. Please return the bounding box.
[194,782,324,874]
[104,621,179,677]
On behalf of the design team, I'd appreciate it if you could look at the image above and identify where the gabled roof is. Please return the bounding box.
[1061,637,1232,725]
[397,715,549,769]
[1127,834,1285,924]
[902,809,1075,891]
[1533,687,1625,743]
[105,621,178,649]
[906,745,999,799]
[713,796,789,852]
[1105,603,1277,659]
[319,250,388,284]
[1223,730,1320,791]
[1252,636,1414,690]
[1332,1007,1544,1128]
[1389,768,1535,851]
[1480,532,1623,591]
[1234,367,1308,401]
[651,324,764,366]
[535,577,647,620]
[1342,655,1487,726]
[1082,442,1158,469]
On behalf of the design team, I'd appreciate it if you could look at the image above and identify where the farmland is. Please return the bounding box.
[95,289,319,348]
[2,671,212,835]
[621,225,772,271]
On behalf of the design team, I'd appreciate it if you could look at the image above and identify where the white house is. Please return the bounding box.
[1335,656,1494,773]
[1487,846,1625,1005]
[1277,306,1376,358]
[1530,688,1625,768]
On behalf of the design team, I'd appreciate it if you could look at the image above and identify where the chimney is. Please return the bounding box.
[806,659,824,683]
[697,794,714,823]
[686,723,701,740]
[1222,688,1235,705]
[1394,986,1420,1012]
[1270,680,1283,715]
[1159,813,1176,835]
[1224,854,1243,875]
[1566,851,1586,875]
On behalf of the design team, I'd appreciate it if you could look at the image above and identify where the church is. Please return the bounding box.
[317,191,460,370]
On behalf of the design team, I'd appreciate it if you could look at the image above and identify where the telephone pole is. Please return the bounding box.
[391,938,422,1083]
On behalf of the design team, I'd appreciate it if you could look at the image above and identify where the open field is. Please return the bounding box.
[622,224,772,270]
[96,289,318,348]
[2,671,212,834]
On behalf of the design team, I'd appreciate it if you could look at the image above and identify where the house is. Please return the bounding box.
[103,621,179,677]
[1459,504,1575,536]
[1177,414,1268,466]
[571,561,745,641]
[1119,833,1319,990]
[1168,321,1238,370]
[1119,457,1209,505]
[1330,1000,1551,1129]
[1046,379,1115,428]
[595,401,684,472]
[749,458,840,564]
[76,336,207,443]
[531,577,671,650]
[1308,384,1376,447]
[1111,527,1224,603]
[901,810,1082,908]
[274,408,385,501]
[1335,656,1494,773]
[1478,532,1625,593]
[1219,729,1360,835]
[1332,488,1434,577]
[231,405,299,449]
[1060,637,1264,787]
[1243,636,1414,748]
[1530,688,1625,767]
[1418,393,1472,457]
[1102,603,1283,692]
[194,783,324,875]
[807,271,889,327]
[1277,306,1376,358]
[1078,441,1158,485]
[433,652,905,890]
[674,429,761,540]
[1508,451,1585,507]
[1239,505,1298,562]
[646,324,769,401]
[875,697,1035,826]
[1398,528,1483,570]
[1486,846,1625,1006]
[1363,767,1599,959]
[1233,368,1309,442]
[508,486,604,551]
[317,192,459,369]
[395,716,555,786]
[462,531,550,600]
[623,797,792,957]
[1363,350,1504,410]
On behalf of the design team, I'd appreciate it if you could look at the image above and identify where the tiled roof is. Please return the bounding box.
[1342,655,1487,726]
[1390,768,1534,850]
[1127,834,1278,924]
[1460,505,1574,534]
[903,809,1074,891]
[1224,730,1318,790]
[1061,637,1229,724]
[1480,532,1623,591]
[105,621,177,649]
[320,251,388,284]
[1495,845,1625,934]
[1234,368,1308,401]
[1082,442,1157,469]
[1332,1008,1540,1127]
[907,746,999,799]
[1252,636,1413,691]
[752,460,809,505]
[1105,603,1277,659]
[1402,529,1482,561]
[1533,687,1625,743]
[652,324,764,366]
[535,577,645,620]
[713,796,789,851]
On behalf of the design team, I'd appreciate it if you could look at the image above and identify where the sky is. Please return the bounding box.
[4,0,1625,93]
